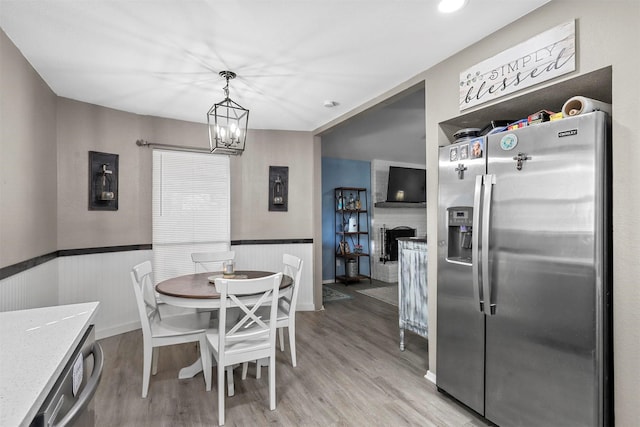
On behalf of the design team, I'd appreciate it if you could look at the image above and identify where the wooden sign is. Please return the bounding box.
[459,20,575,111]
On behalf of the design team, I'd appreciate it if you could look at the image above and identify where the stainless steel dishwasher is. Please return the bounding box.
[30,325,104,427]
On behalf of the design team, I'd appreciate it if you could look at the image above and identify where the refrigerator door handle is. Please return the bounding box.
[482,174,496,315]
[472,175,484,312]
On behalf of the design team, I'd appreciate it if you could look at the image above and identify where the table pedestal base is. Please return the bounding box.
[178,358,203,380]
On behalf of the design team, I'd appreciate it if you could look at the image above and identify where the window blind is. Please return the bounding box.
[152,150,230,283]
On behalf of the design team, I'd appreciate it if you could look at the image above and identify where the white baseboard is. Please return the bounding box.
[96,320,140,340]
[95,302,317,340]
[297,303,315,311]
[425,370,436,384]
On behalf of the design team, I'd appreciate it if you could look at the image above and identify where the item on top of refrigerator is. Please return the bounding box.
[452,128,481,144]
[486,126,508,135]
[507,119,528,130]
[562,96,612,117]
[527,109,554,125]
[479,120,513,136]
[550,112,564,121]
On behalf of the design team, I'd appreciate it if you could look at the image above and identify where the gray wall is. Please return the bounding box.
[230,129,315,240]
[421,2,639,424]
[55,100,316,250]
[0,29,58,267]
[56,98,151,249]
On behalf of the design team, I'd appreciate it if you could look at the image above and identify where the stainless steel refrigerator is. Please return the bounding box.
[436,111,612,426]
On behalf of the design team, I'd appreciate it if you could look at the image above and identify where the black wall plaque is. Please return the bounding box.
[268,166,288,212]
[89,151,119,210]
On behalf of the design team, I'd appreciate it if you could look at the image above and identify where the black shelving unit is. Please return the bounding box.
[334,187,371,284]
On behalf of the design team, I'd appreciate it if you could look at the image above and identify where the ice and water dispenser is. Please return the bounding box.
[447,206,473,263]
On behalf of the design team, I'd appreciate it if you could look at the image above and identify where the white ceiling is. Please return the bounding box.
[0,0,550,132]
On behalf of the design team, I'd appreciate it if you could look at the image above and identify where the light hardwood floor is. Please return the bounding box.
[95,281,489,426]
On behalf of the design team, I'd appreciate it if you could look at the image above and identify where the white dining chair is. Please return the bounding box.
[207,272,282,426]
[131,261,212,398]
[244,254,303,380]
[191,251,236,273]
[275,254,303,366]
[191,251,236,324]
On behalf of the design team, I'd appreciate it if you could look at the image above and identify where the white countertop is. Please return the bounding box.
[0,302,99,427]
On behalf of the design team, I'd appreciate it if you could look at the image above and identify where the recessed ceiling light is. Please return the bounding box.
[438,0,468,13]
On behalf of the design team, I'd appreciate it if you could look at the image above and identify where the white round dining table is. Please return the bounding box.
[155,270,292,379]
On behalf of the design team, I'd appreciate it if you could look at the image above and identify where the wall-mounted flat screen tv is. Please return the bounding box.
[386,166,426,203]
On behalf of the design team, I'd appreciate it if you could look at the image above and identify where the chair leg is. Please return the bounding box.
[151,347,159,375]
[288,324,297,367]
[256,359,262,379]
[142,345,152,398]
[227,366,235,396]
[218,363,225,426]
[278,327,285,352]
[241,362,248,380]
[199,336,212,392]
[268,355,276,410]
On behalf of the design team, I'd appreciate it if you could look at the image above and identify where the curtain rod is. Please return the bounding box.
[136,139,212,154]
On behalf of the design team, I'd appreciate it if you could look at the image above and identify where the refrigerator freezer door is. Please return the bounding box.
[436,140,486,414]
[484,112,607,426]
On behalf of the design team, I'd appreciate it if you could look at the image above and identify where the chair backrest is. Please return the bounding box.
[214,272,283,357]
[131,261,158,338]
[282,254,303,315]
[191,251,236,273]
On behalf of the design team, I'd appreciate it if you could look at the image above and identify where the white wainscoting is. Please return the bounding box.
[2,243,313,340]
[232,243,314,311]
[58,250,152,339]
[0,260,58,312]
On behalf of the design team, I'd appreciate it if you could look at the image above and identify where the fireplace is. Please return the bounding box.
[382,226,416,262]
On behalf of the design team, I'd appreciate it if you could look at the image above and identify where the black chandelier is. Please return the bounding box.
[207,71,249,155]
